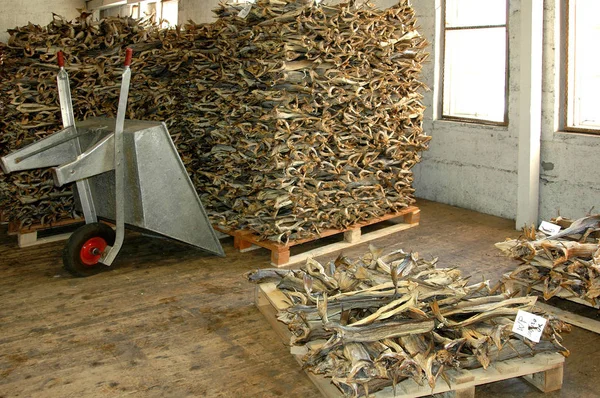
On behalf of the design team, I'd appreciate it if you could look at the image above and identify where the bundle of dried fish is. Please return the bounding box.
[497,215,600,306]
[191,0,430,242]
[1,1,429,241]
[247,246,570,397]
[0,13,175,227]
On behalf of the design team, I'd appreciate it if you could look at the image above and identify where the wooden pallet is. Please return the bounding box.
[217,206,420,267]
[503,274,600,334]
[255,283,565,398]
[7,218,85,248]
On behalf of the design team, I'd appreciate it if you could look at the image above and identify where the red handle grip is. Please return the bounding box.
[57,51,64,68]
[124,48,133,67]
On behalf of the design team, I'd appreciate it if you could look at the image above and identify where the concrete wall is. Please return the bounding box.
[537,1,600,222]
[409,0,600,224]
[178,0,220,25]
[408,0,520,220]
[0,0,85,43]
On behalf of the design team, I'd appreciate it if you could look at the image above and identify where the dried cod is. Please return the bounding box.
[497,215,600,306]
[247,245,570,397]
[0,0,429,243]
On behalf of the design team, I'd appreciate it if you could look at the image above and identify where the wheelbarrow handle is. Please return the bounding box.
[57,51,65,68]
[124,48,133,67]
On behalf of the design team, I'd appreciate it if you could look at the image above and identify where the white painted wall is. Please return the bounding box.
[0,0,85,43]
[178,0,220,25]
[537,1,600,222]
[408,0,521,221]
[409,0,600,225]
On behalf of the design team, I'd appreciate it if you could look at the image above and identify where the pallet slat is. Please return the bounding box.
[7,218,85,248]
[503,274,600,334]
[219,206,420,267]
[255,283,565,398]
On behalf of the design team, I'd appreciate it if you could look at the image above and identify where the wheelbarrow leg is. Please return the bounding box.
[56,51,98,224]
[101,49,133,266]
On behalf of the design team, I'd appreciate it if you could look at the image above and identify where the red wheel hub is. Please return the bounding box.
[80,237,107,266]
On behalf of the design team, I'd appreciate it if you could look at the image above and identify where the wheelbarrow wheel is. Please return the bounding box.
[63,223,116,277]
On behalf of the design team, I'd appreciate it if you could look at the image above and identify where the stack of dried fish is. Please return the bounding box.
[0,42,9,220]
[497,215,600,306]
[189,0,430,242]
[1,1,430,241]
[248,246,570,397]
[0,13,174,227]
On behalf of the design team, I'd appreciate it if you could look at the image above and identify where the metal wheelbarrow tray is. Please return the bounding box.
[1,49,223,276]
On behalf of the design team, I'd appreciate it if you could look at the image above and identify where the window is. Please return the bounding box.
[159,0,179,27]
[442,0,508,124]
[100,1,179,28]
[566,0,600,131]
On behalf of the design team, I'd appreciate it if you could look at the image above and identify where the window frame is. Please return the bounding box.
[440,0,510,126]
[563,0,600,135]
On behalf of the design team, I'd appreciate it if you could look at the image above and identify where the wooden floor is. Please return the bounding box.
[1,199,599,398]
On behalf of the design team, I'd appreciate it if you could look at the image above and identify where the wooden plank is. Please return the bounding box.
[441,387,475,398]
[535,302,600,335]
[218,206,419,250]
[277,221,417,267]
[494,360,520,375]
[404,208,420,224]
[504,274,600,334]
[239,244,261,253]
[17,217,84,233]
[260,282,290,311]
[18,231,75,248]
[255,289,292,344]
[7,221,19,236]
[523,365,563,393]
[17,231,37,247]
[276,206,419,248]
[216,207,420,267]
[502,273,599,308]
[271,248,291,266]
[303,371,344,398]
[531,286,598,308]
[447,369,475,384]
[7,218,85,246]
[343,228,361,243]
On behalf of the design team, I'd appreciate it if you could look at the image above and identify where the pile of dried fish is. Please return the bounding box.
[497,215,600,306]
[248,246,570,397]
[192,0,430,242]
[0,13,171,227]
[1,1,430,241]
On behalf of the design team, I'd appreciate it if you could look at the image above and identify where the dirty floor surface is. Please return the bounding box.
[0,199,598,397]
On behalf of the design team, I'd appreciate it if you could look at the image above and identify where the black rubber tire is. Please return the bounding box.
[63,223,116,277]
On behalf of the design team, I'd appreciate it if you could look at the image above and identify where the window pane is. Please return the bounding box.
[161,0,179,27]
[446,0,506,27]
[443,28,506,122]
[569,0,600,128]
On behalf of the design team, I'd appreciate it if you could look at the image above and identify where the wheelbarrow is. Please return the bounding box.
[1,49,224,277]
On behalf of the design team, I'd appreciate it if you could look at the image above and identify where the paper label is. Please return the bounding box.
[512,310,547,343]
[539,221,561,236]
[238,3,253,18]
